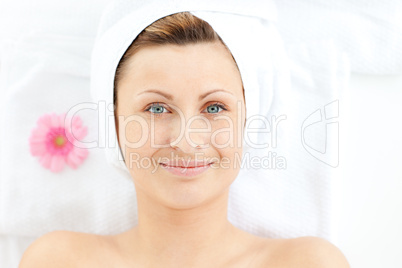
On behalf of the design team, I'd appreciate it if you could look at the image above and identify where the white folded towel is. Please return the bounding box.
[0,0,348,242]
[90,0,281,173]
[0,234,36,268]
[0,33,138,236]
[275,0,402,74]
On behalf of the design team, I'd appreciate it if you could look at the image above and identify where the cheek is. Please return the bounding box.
[210,115,243,170]
[150,118,176,146]
[210,114,243,149]
[211,121,232,148]
[117,115,150,152]
[120,117,177,170]
[118,116,175,148]
[117,115,154,170]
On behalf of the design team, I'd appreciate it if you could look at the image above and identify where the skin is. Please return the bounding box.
[19,41,350,268]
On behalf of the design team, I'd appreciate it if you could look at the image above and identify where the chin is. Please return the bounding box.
[136,168,235,210]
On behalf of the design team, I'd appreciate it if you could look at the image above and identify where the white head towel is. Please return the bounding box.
[90,0,285,176]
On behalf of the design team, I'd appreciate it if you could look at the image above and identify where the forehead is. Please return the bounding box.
[119,42,243,95]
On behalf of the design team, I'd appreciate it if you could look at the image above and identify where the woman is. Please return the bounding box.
[20,11,349,268]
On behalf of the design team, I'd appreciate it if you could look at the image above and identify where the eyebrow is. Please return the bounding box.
[136,88,234,100]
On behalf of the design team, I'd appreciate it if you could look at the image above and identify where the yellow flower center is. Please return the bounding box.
[54,136,66,147]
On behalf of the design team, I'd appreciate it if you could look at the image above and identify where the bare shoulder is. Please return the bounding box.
[19,231,77,268]
[258,236,350,268]
[19,230,108,268]
[291,236,350,267]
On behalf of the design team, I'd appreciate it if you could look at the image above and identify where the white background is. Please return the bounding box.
[336,73,402,267]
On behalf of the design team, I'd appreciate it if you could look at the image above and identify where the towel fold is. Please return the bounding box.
[275,0,402,74]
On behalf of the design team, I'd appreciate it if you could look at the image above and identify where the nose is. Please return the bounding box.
[169,114,210,153]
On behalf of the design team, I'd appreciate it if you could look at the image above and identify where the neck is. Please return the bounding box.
[125,186,240,267]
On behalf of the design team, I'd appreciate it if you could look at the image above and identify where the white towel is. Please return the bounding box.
[0,33,138,236]
[0,234,36,268]
[0,0,110,40]
[275,0,402,75]
[0,0,348,242]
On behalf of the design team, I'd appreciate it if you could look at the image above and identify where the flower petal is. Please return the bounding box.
[66,150,80,169]
[29,137,46,145]
[73,126,88,140]
[31,124,48,136]
[66,147,88,169]
[37,114,52,128]
[30,142,47,156]
[72,116,83,128]
[76,147,89,159]
[50,154,65,173]
[50,112,60,128]
[58,113,67,128]
[29,126,49,142]
[39,153,53,169]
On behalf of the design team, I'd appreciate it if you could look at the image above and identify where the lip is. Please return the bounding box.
[160,161,213,177]
[160,160,212,168]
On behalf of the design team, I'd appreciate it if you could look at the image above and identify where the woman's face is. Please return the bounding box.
[116,41,245,208]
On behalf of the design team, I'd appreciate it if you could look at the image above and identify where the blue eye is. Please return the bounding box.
[146,103,168,114]
[206,103,226,114]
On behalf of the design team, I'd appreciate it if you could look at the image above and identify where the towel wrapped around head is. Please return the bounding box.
[90,0,288,176]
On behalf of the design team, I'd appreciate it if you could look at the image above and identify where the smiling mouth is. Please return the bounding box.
[159,162,213,168]
[160,161,213,178]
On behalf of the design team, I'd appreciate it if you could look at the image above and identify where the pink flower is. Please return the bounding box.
[29,112,89,173]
